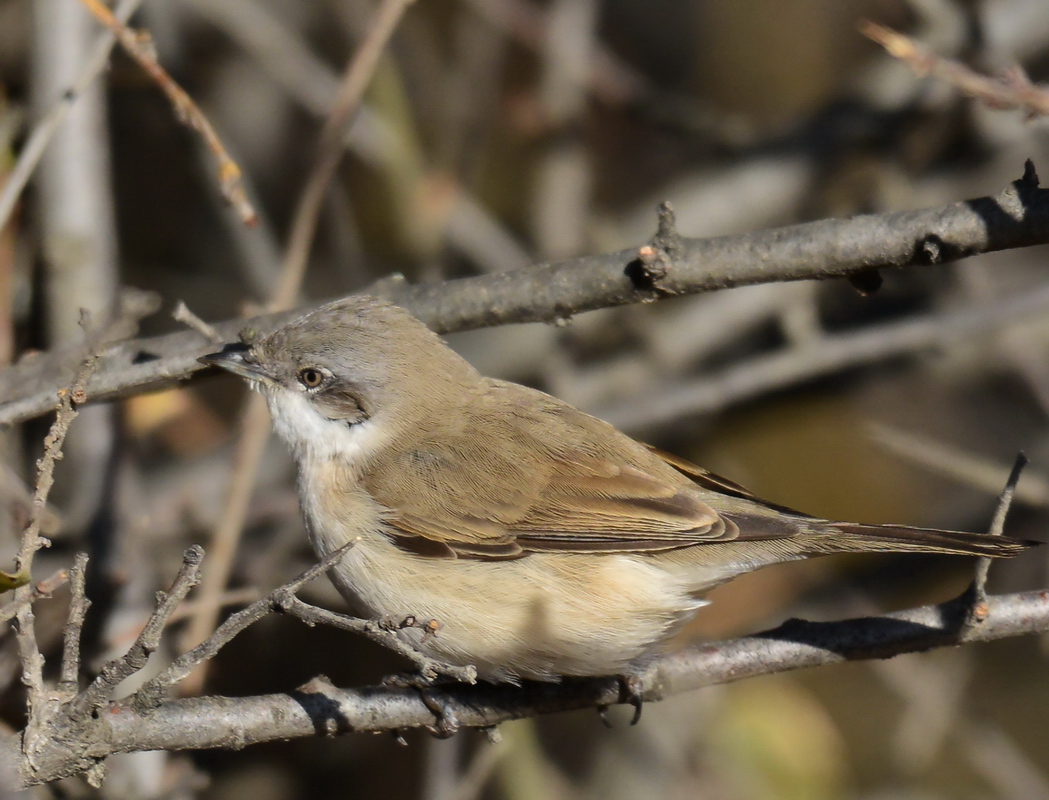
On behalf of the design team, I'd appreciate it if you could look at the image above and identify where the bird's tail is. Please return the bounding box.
[805,522,1036,558]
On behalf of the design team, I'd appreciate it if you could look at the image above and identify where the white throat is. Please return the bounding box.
[263,388,386,468]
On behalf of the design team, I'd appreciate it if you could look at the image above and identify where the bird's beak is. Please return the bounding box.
[198,343,274,382]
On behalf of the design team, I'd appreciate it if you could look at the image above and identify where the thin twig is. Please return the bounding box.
[145,542,358,695]
[73,546,204,717]
[964,453,1027,629]
[100,587,260,658]
[3,315,106,591]
[0,0,143,232]
[180,0,416,693]
[0,568,71,626]
[277,594,477,684]
[171,301,221,343]
[862,20,1049,116]
[146,539,474,702]
[74,0,256,225]
[272,0,416,308]
[59,554,90,695]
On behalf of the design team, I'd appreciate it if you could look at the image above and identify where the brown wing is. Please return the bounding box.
[367,442,741,559]
[363,381,765,558]
[363,382,810,560]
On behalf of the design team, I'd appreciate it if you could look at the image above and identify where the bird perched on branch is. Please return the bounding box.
[200,296,1033,709]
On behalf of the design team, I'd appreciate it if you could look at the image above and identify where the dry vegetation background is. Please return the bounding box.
[3,0,1049,797]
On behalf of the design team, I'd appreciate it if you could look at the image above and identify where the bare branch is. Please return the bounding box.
[74,0,256,225]
[276,595,477,684]
[3,167,1049,426]
[150,542,357,696]
[153,540,474,700]
[4,586,1049,788]
[58,554,90,695]
[72,546,204,717]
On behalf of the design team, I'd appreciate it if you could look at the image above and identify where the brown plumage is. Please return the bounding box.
[201,296,1035,683]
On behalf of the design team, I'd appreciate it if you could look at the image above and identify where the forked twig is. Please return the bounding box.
[72,546,204,717]
[145,544,355,697]
[75,0,257,225]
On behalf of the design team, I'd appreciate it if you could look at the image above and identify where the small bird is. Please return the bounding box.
[201,297,1033,688]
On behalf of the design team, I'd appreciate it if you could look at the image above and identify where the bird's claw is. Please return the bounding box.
[596,674,645,726]
[621,674,644,725]
[421,688,460,738]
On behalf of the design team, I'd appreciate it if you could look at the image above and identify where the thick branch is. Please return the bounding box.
[2,167,1049,425]
[4,587,1048,787]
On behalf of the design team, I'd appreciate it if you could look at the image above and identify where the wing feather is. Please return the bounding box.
[363,383,802,559]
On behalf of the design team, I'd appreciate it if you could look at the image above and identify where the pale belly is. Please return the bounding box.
[312,524,702,682]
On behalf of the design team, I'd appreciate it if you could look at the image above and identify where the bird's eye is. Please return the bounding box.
[298,368,324,389]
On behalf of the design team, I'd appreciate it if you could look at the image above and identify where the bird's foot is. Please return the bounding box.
[380,656,473,739]
[380,673,462,738]
[597,674,644,727]
[420,687,461,739]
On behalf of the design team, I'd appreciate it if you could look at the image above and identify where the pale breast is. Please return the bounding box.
[299,461,373,542]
